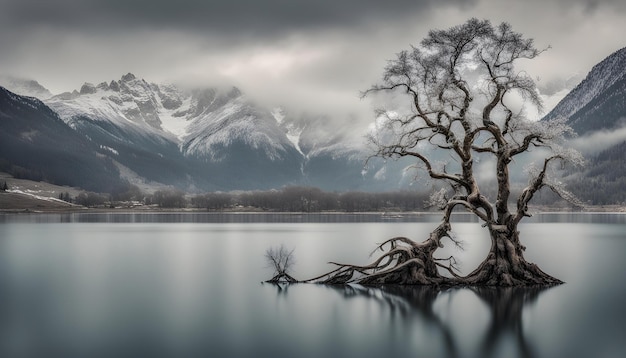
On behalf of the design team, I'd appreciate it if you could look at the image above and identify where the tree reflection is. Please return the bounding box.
[324,285,459,357]
[264,282,291,297]
[471,286,545,358]
[324,284,552,358]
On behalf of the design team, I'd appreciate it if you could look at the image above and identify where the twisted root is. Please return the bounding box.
[304,234,449,285]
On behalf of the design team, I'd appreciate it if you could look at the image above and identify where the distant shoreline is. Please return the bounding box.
[2,172,625,214]
[2,202,625,215]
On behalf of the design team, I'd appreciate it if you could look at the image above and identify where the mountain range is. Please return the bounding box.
[0,73,406,193]
[1,46,625,203]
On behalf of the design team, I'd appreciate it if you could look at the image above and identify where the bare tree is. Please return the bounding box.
[311,19,582,286]
[265,244,298,283]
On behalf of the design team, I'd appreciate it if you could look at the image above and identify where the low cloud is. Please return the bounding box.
[569,123,626,155]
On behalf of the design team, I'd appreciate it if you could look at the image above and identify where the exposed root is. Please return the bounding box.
[303,233,450,285]
[266,209,562,287]
[303,224,562,287]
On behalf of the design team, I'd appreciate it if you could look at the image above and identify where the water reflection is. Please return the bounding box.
[2,214,625,357]
[323,285,551,358]
[471,287,545,358]
[266,282,292,297]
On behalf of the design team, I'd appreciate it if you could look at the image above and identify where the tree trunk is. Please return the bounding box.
[462,224,562,286]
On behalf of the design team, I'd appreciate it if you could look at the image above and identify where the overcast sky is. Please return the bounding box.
[1,0,625,120]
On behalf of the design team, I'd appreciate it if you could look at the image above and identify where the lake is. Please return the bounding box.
[1,212,625,358]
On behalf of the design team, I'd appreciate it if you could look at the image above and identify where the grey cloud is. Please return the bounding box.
[1,0,473,38]
[1,0,625,129]
[576,0,626,12]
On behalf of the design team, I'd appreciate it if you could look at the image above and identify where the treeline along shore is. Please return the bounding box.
[0,174,602,213]
[55,186,433,212]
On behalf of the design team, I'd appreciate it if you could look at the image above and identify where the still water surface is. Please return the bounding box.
[1,212,625,358]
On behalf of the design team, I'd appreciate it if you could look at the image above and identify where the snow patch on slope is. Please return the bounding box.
[272,107,305,157]
[183,97,293,161]
[8,189,78,206]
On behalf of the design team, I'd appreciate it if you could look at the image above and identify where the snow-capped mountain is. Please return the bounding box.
[47,73,301,162]
[23,73,393,191]
[4,44,626,198]
[180,87,300,162]
[48,74,169,133]
[0,72,415,192]
[543,47,626,134]
[37,74,312,190]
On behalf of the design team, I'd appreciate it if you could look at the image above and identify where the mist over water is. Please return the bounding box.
[1,213,625,358]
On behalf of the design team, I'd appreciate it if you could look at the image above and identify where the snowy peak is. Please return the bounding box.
[121,73,136,82]
[47,73,175,134]
[181,89,298,161]
[543,47,626,124]
[44,73,301,162]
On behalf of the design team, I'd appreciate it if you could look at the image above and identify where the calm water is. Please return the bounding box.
[1,212,625,358]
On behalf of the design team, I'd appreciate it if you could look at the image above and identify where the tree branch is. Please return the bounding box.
[399,149,470,189]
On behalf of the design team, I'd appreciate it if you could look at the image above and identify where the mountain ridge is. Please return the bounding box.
[542,46,626,134]
[0,74,397,192]
[46,74,303,162]
[541,47,626,205]
[0,86,127,192]
[5,43,626,199]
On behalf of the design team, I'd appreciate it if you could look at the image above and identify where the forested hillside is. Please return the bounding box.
[568,141,626,205]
